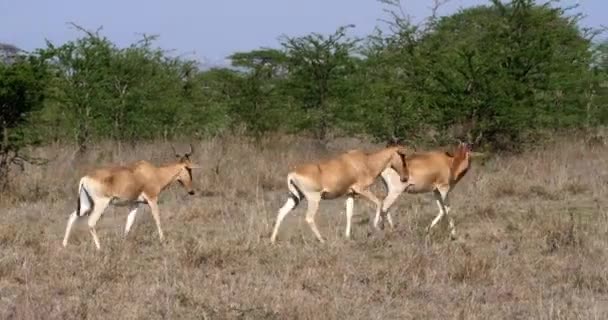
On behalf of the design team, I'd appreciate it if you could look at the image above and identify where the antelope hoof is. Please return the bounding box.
[373,220,384,231]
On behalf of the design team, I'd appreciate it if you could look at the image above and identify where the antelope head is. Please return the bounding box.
[463,131,485,159]
[172,144,200,195]
[392,144,412,183]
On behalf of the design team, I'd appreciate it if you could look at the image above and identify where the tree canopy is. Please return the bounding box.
[0,0,605,182]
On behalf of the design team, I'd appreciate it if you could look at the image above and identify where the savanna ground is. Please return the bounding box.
[0,135,607,320]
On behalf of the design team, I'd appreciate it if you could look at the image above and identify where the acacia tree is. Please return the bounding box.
[280,25,360,141]
[591,41,608,125]
[228,49,288,136]
[366,0,602,150]
[42,25,114,154]
[0,51,49,188]
[39,25,211,149]
[184,67,239,136]
[104,35,198,142]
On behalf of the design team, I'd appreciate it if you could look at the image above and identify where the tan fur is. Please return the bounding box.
[86,160,194,200]
[270,145,411,244]
[380,142,473,239]
[62,146,199,250]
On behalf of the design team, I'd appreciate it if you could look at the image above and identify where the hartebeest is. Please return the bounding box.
[62,145,199,250]
[270,145,411,244]
[378,140,477,239]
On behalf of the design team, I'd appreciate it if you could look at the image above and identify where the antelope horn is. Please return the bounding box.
[474,132,483,144]
[387,134,399,146]
[171,144,179,157]
[186,143,194,156]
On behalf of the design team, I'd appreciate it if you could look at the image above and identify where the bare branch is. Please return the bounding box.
[429,0,451,22]
[66,22,103,39]
[421,0,451,33]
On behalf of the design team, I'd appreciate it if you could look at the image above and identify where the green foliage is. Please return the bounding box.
[36,25,230,150]
[591,41,608,124]
[357,0,603,149]
[0,51,49,188]
[280,25,361,140]
[227,49,288,136]
[1,0,606,155]
[422,0,596,148]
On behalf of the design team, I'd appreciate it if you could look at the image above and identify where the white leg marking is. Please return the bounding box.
[446,203,456,239]
[380,168,407,228]
[373,209,382,230]
[356,189,382,231]
[438,187,456,239]
[87,198,110,250]
[427,187,451,237]
[304,193,324,243]
[381,180,407,213]
[345,196,354,238]
[147,200,164,242]
[270,197,297,243]
[428,198,446,232]
[124,205,139,236]
[386,212,395,229]
[62,211,79,247]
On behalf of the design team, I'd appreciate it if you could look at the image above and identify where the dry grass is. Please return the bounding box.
[0,135,607,319]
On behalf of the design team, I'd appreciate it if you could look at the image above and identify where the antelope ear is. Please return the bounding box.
[396,146,411,157]
[185,143,194,157]
[188,164,202,169]
[474,132,483,145]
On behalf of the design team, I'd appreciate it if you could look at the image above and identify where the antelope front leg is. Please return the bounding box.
[271,196,299,244]
[428,187,454,239]
[344,195,354,239]
[62,211,79,247]
[380,169,408,229]
[353,188,384,230]
[428,198,446,233]
[381,185,406,229]
[304,193,324,243]
[87,198,110,250]
[147,200,164,242]
[124,205,140,237]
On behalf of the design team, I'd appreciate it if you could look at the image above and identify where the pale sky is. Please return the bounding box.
[1,0,605,66]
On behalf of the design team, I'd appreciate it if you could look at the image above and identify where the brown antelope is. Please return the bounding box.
[270,145,411,244]
[62,145,199,250]
[378,139,479,240]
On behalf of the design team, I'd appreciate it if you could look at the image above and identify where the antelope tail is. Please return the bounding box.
[76,177,94,217]
[287,173,304,206]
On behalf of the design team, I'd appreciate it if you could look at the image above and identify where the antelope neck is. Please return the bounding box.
[156,162,184,190]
